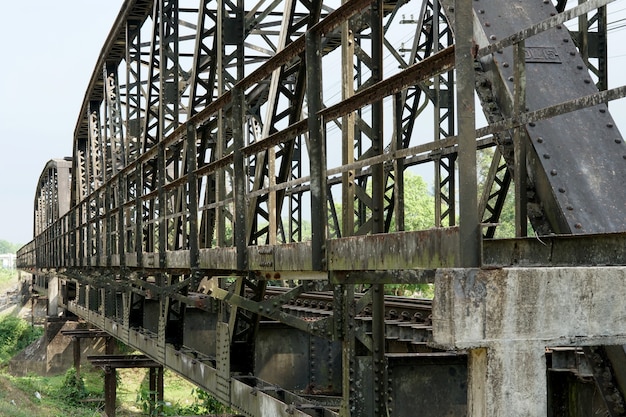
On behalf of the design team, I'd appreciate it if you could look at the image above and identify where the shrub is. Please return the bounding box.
[0,316,43,363]
[59,367,87,406]
[175,388,228,415]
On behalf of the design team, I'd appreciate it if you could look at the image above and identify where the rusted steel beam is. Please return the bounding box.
[238,46,455,172]
[476,0,616,59]
[483,232,626,267]
[61,329,109,338]
[88,354,162,368]
[321,46,455,123]
[476,84,626,139]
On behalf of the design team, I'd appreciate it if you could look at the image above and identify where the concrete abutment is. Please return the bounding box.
[433,267,626,417]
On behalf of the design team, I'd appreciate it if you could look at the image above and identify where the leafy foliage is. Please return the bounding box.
[385,283,434,298]
[0,241,21,255]
[175,387,229,415]
[0,316,43,364]
[477,148,533,238]
[58,368,87,406]
[137,385,229,416]
[397,172,436,231]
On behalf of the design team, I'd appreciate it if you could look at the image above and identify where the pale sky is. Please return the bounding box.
[0,0,624,246]
[0,1,124,244]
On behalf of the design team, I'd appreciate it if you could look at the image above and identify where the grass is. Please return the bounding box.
[0,276,232,416]
[0,364,228,416]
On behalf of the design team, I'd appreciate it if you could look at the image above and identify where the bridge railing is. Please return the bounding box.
[17,0,626,277]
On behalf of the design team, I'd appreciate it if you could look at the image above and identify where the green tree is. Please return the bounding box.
[396,172,436,231]
[59,367,87,406]
[477,148,531,238]
[0,240,21,254]
[0,316,44,364]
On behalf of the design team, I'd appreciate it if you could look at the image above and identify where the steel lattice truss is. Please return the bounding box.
[18,0,626,416]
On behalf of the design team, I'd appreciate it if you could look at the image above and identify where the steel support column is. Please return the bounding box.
[455,0,480,267]
[306,30,327,271]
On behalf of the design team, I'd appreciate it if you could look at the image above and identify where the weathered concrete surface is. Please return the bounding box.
[432,267,626,417]
[433,267,626,348]
[9,320,108,376]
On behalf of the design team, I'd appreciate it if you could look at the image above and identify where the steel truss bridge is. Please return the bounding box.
[17,0,626,415]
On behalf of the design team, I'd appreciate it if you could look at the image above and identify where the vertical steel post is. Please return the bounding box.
[393,93,405,231]
[135,163,144,266]
[157,141,167,266]
[371,0,388,414]
[105,184,112,268]
[513,40,527,237]
[157,366,164,412]
[597,5,608,92]
[72,337,81,377]
[455,0,480,267]
[216,0,226,246]
[149,367,157,414]
[186,122,200,271]
[306,30,327,271]
[341,2,355,238]
[117,175,125,267]
[340,12,356,415]
[104,367,117,417]
[339,283,356,416]
[232,87,247,271]
[104,338,116,417]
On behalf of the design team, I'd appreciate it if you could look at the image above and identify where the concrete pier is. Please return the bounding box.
[432,267,626,417]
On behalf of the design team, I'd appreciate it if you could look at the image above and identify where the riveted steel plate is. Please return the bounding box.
[525,46,561,63]
[470,0,626,234]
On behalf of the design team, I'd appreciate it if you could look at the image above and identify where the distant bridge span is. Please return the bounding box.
[17,0,626,416]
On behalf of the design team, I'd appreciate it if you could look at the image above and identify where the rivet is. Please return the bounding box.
[566,206,574,211]
[537,137,544,143]
[577,65,584,70]
[623,155,626,160]
[490,35,497,40]
[550,12,556,16]
[503,62,509,68]
[584,79,591,84]
[550,169,557,176]
[479,9,485,14]
[574,223,582,229]
[485,22,491,27]
[600,108,606,113]
[508,76,514,81]
[543,0,549,3]
[616,139,623,144]
[558,187,566,193]
[497,49,503,54]
[448,6,455,12]
[607,123,614,128]
[563,38,569,43]
[556,24,562,29]
[529,122,536,127]
[569,51,576,56]
[543,154,551,159]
